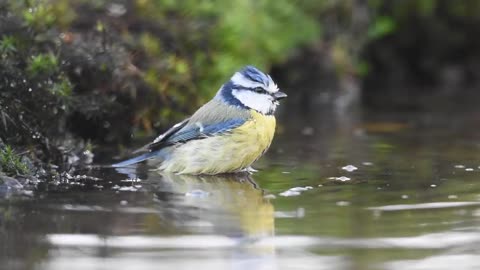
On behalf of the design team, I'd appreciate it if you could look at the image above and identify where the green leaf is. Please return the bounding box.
[368,16,397,40]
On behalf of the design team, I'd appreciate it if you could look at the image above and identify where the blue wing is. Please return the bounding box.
[148,117,246,151]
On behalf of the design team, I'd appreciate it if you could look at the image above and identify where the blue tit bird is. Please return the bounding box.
[113,65,287,174]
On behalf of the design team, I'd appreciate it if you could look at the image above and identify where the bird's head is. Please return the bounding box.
[215,65,287,115]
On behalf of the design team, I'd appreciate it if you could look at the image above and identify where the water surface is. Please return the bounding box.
[2,106,480,270]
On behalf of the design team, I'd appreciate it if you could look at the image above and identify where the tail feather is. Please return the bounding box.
[112,151,159,167]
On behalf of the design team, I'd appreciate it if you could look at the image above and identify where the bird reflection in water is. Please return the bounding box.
[118,168,278,270]
[147,172,275,241]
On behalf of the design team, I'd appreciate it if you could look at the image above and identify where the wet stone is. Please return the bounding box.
[0,174,24,198]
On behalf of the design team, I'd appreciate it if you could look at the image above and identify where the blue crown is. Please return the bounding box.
[240,65,271,86]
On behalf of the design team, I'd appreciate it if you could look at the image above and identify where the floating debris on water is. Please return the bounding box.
[62,204,107,212]
[289,186,313,192]
[362,162,374,166]
[279,186,314,197]
[368,201,480,212]
[454,165,465,169]
[118,186,138,192]
[342,165,358,172]
[448,195,458,199]
[22,190,34,196]
[401,195,409,199]
[120,200,128,206]
[465,168,474,171]
[281,171,291,174]
[121,178,142,182]
[275,207,305,218]
[336,201,350,206]
[329,176,351,182]
[430,184,437,188]
[185,189,210,198]
[279,190,301,197]
[263,194,276,199]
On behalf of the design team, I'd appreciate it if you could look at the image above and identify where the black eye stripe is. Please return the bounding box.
[253,87,268,94]
[233,84,270,95]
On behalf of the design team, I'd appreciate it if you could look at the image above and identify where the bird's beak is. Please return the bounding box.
[273,91,287,101]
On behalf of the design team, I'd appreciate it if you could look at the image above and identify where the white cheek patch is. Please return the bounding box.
[232,90,277,114]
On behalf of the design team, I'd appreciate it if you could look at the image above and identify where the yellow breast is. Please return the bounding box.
[235,110,276,159]
[159,110,276,174]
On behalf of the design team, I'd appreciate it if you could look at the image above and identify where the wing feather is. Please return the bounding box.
[132,117,190,154]
[148,118,246,151]
[148,99,250,152]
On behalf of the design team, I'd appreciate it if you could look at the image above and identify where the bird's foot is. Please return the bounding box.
[242,166,258,174]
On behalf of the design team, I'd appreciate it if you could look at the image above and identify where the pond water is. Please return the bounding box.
[2,102,480,270]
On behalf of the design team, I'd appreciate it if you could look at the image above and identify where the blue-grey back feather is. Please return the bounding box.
[161,118,245,143]
[148,100,249,151]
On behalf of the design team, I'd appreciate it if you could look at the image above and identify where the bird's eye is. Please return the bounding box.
[254,87,265,93]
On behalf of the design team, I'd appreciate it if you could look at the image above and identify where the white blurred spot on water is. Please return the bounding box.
[275,207,305,218]
[385,254,480,270]
[336,201,350,206]
[279,190,301,197]
[341,165,358,172]
[119,186,138,192]
[329,176,351,182]
[279,186,313,197]
[368,201,480,212]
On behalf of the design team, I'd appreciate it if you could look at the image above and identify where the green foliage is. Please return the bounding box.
[356,61,371,77]
[50,76,73,97]
[0,36,17,55]
[368,16,396,40]
[136,0,320,103]
[21,0,75,29]
[0,146,29,176]
[23,3,55,29]
[120,0,320,132]
[27,53,58,77]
